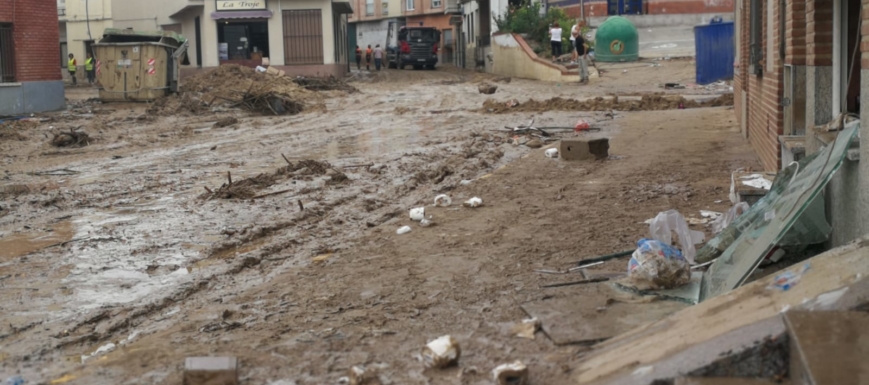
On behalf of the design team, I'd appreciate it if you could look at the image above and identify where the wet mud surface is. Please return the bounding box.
[0,62,758,384]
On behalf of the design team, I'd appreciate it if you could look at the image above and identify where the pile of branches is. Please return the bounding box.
[215,84,304,116]
[51,127,90,147]
[293,76,359,93]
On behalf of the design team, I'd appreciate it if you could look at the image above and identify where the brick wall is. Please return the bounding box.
[862,0,869,68]
[734,0,784,171]
[785,0,807,65]
[733,0,748,131]
[806,0,833,66]
[0,0,62,82]
[557,0,734,17]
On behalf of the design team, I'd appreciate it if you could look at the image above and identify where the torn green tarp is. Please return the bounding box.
[698,123,859,301]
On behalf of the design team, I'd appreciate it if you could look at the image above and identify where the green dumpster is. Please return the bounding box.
[594,16,639,62]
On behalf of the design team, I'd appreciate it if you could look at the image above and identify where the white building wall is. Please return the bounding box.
[355,19,393,50]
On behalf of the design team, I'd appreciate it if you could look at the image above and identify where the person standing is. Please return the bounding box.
[549,22,563,62]
[373,44,384,71]
[570,22,581,64]
[85,52,96,85]
[355,46,362,70]
[365,45,373,71]
[67,53,77,86]
[575,31,589,84]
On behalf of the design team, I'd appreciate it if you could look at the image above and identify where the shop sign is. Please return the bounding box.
[216,0,267,10]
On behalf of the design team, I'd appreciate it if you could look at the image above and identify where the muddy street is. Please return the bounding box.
[0,61,755,384]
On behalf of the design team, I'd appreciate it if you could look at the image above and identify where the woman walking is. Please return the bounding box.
[549,22,563,62]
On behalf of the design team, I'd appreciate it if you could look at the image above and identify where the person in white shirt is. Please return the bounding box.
[570,22,580,63]
[549,22,563,62]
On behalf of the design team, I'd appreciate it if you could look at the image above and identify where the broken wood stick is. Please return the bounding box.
[252,189,293,200]
[281,153,292,166]
[342,163,374,169]
[204,186,213,194]
[574,249,634,267]
[540,277,609,289]
[227,171,232,186]
[297,200,304,211]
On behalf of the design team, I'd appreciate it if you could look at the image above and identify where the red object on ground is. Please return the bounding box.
[575,119,590,132]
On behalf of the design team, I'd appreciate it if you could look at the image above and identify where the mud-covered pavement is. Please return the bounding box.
[0,61,757,384]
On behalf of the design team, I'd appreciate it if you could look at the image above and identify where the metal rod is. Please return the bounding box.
[574,249,634,267]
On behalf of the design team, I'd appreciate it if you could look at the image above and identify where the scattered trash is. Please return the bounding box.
[434,194,452,207]
[664,83,685,89]
[505,99,520,108]
[739,173,773,190]
[396,226,412,235]
[700,210,722,219]
[478,83,498,94]
[410,207,426,221]
[545,148,559,158]
[511,318,541,339]
[710,202,749,234]
[459,179,473,186]
[463,197,483,208]
[348,365,380,385]
[768,263,811,291]
[648,210,705,263]
[575,119,591,132]
[420,218,434,227]
[626,238,691,290]
[422,335,461,369]
[492,361,528,385]
[51,128,90,147]
[255,66,267,73]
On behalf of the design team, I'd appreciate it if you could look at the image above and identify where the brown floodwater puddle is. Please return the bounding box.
[0,221,75,262]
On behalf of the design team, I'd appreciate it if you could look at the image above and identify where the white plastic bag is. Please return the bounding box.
[648,210,705,264]
[711,202,750,234]
[409,207,425,221]
[627,238,691,290]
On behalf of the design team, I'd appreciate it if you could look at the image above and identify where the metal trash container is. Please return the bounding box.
[693,19,734,85]
[94,29,189,102]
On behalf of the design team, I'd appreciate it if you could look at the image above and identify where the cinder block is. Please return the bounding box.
[559,138,610,161]
[184,357,238,385]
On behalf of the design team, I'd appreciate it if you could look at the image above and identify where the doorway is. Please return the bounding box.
[217,20,270,64]
[194,17,203,67]
[607,0,643,15]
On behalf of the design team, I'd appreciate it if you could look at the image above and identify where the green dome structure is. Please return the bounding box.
[594,16,639,62]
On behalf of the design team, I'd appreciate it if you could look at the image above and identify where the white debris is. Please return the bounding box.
[739,173,773,190]
[396,226,412,235]
[434,194,452,207]
[410,207,425,221]
[545,148,559,158]
[420,218,433,227]
[463,197,483,208]
[460,179,473,186]
[422,335,461,368]
[492,361,528,385]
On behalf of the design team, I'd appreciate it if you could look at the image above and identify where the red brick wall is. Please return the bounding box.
[734,0,784,171]
[807,0,833,66]
[733,0,748,132]
[785,0,807,65]
[0,0,62,82]
[562,0,734,17]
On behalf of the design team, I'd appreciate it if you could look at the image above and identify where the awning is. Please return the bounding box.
[211,10,273,20]
[332,0,354,14]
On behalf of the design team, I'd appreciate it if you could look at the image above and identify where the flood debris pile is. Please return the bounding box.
[201,158,338,200]
[149,65,321,116]
[482,93,734,113]
[50,128,90,147]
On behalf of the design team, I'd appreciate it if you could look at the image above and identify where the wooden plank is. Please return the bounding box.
[574,238,869,384]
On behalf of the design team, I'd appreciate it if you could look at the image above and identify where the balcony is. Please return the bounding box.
[444,0,460,13]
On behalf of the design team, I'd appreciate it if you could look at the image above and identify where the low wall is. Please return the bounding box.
[491,33,581,82]
[0,81,65,115]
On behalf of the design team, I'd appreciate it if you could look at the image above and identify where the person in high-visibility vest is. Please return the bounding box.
[85,52,95,85]
[67,53,77,85]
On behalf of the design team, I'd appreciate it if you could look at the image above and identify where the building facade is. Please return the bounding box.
[349,0,462,66]
[59,0,114,82]
[555,0,734,18]
[1,0,65,114]
[111,0,352,77]
[733,0,869,248]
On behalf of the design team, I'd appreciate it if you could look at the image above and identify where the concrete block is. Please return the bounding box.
[785,311,869,385]
[559,138,609,161]
[184,357,238,385]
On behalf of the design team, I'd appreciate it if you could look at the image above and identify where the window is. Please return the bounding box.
[406,0,415,11]
[57,0,66,16]
[282,10,324,64]
[382,1,388,15]
[366,0,374,15]
[0,23,15,83]
[432,0,442,8]
[748,0,762,75]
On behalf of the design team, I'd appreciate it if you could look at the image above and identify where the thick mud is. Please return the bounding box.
[0,61,756,384]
